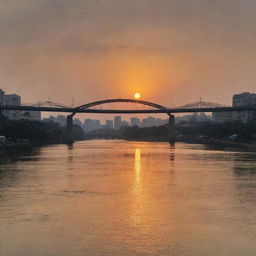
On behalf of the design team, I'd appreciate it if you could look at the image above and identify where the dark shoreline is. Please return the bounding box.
[0,144,35,164]
[0,142,63,163]
[121,137,256,151]
[177,140,256,152]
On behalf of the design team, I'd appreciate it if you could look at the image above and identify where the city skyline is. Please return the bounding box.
[1,2,256,256]
[1,0,256,107]
[43,114,170,133]
[2,87,255,124]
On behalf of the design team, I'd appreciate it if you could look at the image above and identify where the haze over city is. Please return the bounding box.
[2,1,256,256]
[1,0,256,107]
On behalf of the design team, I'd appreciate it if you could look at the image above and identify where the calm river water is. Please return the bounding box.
[1,140,256,256]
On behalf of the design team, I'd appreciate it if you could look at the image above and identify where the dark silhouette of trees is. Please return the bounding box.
[120,120,256,143]
[0,119,84,144]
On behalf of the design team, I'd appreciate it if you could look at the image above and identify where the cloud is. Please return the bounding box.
[0,0,256,106]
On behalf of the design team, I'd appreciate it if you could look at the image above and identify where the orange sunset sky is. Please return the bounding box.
[1,0,256,111]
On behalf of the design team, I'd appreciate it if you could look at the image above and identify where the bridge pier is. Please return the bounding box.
[66,114,74,144]
[168,114,175,143]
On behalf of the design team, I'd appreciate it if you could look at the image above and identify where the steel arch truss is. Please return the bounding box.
[73,98,167,115]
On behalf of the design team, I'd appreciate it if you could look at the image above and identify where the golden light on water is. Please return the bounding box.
[134,93,141,99]
[135,148,141,186]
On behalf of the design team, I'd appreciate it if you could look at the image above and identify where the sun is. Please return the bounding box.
[134,93,141,99]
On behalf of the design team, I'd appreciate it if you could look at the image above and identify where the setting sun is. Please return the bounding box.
[134,93,141,99]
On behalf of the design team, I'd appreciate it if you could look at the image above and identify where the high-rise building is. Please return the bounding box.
[5,94,21,106]
[0,89,41,120]
[74,118,82,126]
[105,120,113,129]
[232,92,256,123]
[0,89,5,105]
[141,116,168,127]
[130,117,140,127]
[83,119,94,132]
[141,116,156,127]
[56,115,66,126]
[94,120,100,130]
[5,93,22,120]
[121,120,129,127]
[114,116,122,129]
[23,110,41,121]
[0,89,5,118]
[212,112,233,123]
[83,119,101,132]
[42,115,65,125]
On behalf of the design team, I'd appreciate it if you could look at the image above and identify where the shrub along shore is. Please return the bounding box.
[120,120,256,149]
[1,119,256,151]
[0,119,84,146]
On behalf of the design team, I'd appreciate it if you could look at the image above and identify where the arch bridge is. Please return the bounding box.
[2,97,256,144]
[66,98,175,144]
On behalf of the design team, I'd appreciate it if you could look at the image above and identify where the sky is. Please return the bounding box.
[1,0,256,112]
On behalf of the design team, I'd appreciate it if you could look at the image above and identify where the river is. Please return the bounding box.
[1,140,256,256]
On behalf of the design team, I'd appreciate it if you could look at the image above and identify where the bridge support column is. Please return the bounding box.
[168,114,175,143]
[66,114,74,144]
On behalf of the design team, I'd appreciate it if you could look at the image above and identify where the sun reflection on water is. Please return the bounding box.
[134,148,141,188]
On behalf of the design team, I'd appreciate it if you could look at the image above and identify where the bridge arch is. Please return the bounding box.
[66,98,174,144]
[73,98,167,114]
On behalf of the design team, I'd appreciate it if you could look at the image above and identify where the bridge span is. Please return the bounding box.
[1,98,256,144]
[1,104,256,114]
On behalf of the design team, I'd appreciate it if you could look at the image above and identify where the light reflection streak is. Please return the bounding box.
[132,148,143,226]
[134,148,141,187]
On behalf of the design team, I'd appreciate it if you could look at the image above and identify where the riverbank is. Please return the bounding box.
[0,141,72,163]
[175,138,256,151]
[121,136,256,151]
[0,143,37,164]
[0,119,84,146]
[119,121,256,151]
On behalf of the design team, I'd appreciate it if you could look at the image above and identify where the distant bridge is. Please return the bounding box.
[0,101,254,114]
[1,98,256,143]
[13,99,231,113]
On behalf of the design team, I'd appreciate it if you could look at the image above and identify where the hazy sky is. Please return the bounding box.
[1,0,256,109]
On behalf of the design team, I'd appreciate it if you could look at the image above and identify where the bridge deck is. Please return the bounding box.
[1,105,256,114]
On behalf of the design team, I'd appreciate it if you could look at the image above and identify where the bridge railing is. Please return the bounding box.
[22,101,72,108]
